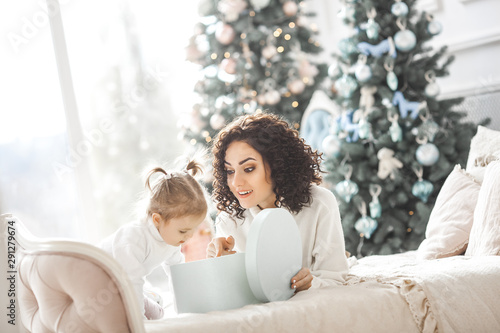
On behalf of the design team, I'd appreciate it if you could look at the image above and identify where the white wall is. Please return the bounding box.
[425,0,500,99]
[308,0,500,129]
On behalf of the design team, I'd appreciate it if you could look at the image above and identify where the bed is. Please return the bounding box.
[145,252,500,333]
[2,125,500,332]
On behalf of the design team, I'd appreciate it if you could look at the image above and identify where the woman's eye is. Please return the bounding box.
[244,167,255,173]
[179,230,187,234]
[225,169,234,175]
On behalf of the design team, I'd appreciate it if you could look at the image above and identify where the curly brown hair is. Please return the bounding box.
[212,113,323,218]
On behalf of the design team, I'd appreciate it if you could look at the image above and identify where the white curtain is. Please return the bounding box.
[0,0,200,242]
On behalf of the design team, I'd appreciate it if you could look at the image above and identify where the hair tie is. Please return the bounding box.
[165,172,172,180]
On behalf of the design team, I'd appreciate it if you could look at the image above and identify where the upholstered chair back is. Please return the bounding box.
[1,214,146,333]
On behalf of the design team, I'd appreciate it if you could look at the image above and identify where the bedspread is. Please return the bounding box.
[145,252,500,333]
[145,279,418,333]
[348,251,500,333]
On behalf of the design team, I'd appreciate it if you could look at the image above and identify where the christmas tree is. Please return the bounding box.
[180,0,328,153]
[321,0,487,256]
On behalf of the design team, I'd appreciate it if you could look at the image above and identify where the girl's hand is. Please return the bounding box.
[206,236,237,258]
[290,268,313,292]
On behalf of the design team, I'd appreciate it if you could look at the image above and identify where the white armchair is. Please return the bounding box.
[0,214,146,333]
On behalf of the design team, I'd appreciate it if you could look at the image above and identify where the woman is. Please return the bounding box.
[207,113,348,291]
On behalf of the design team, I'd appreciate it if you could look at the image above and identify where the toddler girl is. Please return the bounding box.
[100,159,208,319]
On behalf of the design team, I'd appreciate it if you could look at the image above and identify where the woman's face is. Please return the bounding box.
[224,141,276,209]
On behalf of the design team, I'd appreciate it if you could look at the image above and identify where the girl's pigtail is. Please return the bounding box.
[185,159,204,177]
[145,167,169,191]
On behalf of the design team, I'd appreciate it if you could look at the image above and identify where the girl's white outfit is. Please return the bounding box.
[215,185,349,288]
[100,218,183,314]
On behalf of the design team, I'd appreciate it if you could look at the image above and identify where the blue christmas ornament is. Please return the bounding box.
[416,143,440,166]
[427,20,442,35]
[336,180,359,203]
[394,30,417,52]
[357,39,397,58]
[418,118,440,142]
[365,18,380,40]
[387,71,398,91]
[412,179,434,203]
[391,2,409,17]
[369,184,382,219]
[335,164,359,203]
[358,117,370,140]
[322,134,341,158]
[392,91,421,119]
[412,166,434,203]
[369,201,382,219]
[338,4,356,22]
[355,216,378,239]
[354,200,378,239]
[338,38,358,56]
[335,74,358,98]
[389,117,403,142]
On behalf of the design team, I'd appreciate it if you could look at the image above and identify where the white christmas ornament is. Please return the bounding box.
[299,58,319,84]
[425,83,440,98]
[218,0,248,22]
[288,79,306,95]
[265,90,281,105]
[210,114,226,130]
[256,94,266,105]
[355,64,372,83]
[215,23,236,45]
[427,20,442,36]
[250,0,271,10]
[424,70,440,98]
[328,61,339,77]
[262,45,277,60]
[394,30,416,52]
[198,0,216,16]
[416,143,439,166]
[377,147,403,180]
[220,58,237,74]
[283,1,298,17]
[359,86,377,111]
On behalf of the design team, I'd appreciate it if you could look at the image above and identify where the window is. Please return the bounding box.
[0,0,200,242]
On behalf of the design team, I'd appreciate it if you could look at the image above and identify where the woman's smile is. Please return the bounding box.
[224,141,276,209]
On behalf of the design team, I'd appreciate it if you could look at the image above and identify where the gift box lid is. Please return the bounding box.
[245,207,302,302]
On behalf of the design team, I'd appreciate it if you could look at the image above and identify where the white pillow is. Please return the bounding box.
[417,165,481,260]
[465,160,500,256]
[465,126,500,183]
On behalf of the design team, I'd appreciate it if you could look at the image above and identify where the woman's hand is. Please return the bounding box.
[290,267,313,292]
[206,236,237,258]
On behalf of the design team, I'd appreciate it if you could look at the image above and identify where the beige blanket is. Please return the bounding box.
[145,252,500,333]
[145,280,417,333]
[348,252,500,333]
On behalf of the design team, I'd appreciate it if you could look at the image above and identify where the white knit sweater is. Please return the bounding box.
[215,185,349,288]
[100,218,184,313]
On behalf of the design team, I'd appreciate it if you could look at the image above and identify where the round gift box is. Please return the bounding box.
[169,208,302,313]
